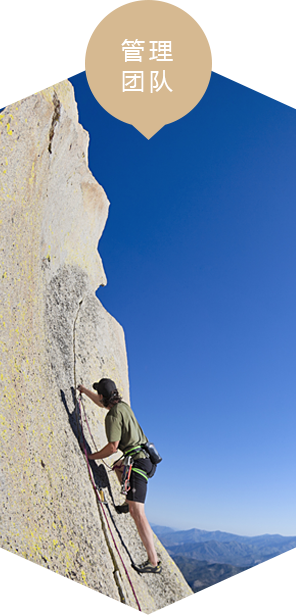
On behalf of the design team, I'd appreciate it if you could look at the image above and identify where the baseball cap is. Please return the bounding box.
[93,378,117,398]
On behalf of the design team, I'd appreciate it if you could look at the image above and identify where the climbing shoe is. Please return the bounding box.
[115,503,129,514]
[132,559,162,574]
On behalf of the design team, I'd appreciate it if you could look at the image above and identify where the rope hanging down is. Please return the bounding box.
[80,395,114,472]
[77,395,142,612]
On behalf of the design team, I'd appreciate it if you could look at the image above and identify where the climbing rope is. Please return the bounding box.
[80,397,114,472]
[77,395,142,612]
[72,301,141,609]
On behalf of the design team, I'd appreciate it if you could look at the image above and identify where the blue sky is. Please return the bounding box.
[69,72,296,537]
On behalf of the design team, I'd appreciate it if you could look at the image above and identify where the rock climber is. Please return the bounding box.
[77,378,162,574]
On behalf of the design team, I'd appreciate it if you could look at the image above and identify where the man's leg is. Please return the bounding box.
[128,501,158,567]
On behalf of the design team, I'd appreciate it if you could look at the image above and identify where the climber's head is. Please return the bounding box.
[93,378,122,408]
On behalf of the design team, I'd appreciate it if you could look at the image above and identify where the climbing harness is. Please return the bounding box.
[77,394,142,611]
[132,467,149,481]
[124,443,162,467]
[115,443,162,496]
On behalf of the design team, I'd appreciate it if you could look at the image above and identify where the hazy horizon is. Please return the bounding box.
[149,520,296,539]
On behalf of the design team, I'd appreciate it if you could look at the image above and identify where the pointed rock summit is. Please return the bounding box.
[0,81,192,611]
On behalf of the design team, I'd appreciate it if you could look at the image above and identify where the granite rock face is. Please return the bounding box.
[0,81,192,612]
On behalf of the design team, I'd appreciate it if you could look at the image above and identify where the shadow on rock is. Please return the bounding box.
[60,387,136,567]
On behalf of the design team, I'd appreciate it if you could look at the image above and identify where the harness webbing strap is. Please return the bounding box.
[132,468,148,482]
[124,445,143,456]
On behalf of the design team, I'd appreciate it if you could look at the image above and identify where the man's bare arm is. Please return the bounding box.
[78,385,103,407]
[88,441,119,460]
[77,386,119,459]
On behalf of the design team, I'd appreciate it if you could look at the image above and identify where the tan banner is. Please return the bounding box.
[85,1,212,139]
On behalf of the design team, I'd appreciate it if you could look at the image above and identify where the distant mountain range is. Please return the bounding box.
[152,525,296,592]
[153,525,296,572]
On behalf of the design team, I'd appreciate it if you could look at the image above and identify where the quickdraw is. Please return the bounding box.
[121,455,133,496]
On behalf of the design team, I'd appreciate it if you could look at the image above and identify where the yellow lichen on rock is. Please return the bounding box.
[0,80,192,612]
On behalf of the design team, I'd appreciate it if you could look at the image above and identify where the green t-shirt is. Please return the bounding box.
[105,401,147,459]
